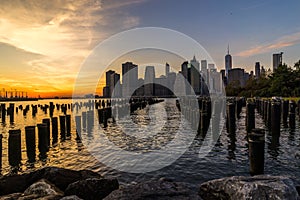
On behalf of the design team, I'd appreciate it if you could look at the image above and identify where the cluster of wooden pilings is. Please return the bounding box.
[0,97,164,170]
[226,97,300,176]
[256,98,300,133]
[176,97,216,138]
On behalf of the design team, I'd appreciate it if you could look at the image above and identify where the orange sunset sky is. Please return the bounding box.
[1,0,300,98]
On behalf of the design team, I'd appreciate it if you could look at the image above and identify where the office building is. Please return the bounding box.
[165,63,170,76]
[273,52,283,71]
[255,62,260,79]
[228,68,245,87]
[144,66,155,96]
[122,62,138,97]
[225,45,232,77]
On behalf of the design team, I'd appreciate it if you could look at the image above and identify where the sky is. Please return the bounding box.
[1,0,300,97]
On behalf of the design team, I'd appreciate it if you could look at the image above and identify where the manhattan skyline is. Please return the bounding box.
[1,0,300,97]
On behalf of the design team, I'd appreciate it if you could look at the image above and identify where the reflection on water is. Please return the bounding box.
[0,99,299,187]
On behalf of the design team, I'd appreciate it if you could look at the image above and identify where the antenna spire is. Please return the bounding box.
[227,44,230,55]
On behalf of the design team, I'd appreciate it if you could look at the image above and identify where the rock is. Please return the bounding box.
[65,178,119,200]
[104,178,201,200]
[0,167,101,195]
[41,167,102,191]
[0,192,22,200]
[199,175,299,200]
[60,195,83,200]
[23,179,63,197]
[297,186,300,195]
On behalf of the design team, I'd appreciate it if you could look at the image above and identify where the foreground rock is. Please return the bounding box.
[104,178,201,200]
[65,178,119,200]
[0,167,118,200]
[199,175,299,200]
[0,167,101,195]
[22,179,63,199]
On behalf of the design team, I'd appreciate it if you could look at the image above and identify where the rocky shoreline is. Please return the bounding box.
[0,167,299,200]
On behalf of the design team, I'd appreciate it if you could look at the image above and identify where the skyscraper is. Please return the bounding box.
[225,45,232,78]
[144,66,155,96]
[273,52,283,71]
[181,61,190,94]
[255,62,260,79]
[200,60,208,81]
[110,72,120,97]
[122,62,138,97]
[165,62,170,76]
[104,70,115,97]
[190,56,200,94]
[106,70,115,87]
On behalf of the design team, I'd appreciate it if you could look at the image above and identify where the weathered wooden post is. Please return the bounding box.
[51,117,58,144]
[87,110,94,132]
[248,128,265,176]
[246,100,255,133]
[75,115,81,140]
[9,103,14,123]
[103,109,108,128]
[25,126,36,162]
[42,118,50,148]
[98,109,104,124]
[281,100,289,126]
[82,111,87,130]
[37,123,48,158]
[289,100,296,129]
[49,102,54,117]
[8,129,22,167]
[1,104,6,123]
[227,103,236,134]
[267,101,272,128]
[59,115,66,140]
[271,101,281,136]
[66,114,71,137]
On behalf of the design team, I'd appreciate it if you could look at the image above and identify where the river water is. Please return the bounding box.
[0,98,299,187]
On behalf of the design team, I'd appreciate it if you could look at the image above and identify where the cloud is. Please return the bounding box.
[236,31,300,57]
[0,0,145,96]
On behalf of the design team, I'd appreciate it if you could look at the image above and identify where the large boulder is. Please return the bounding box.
[104,178,201,200]
[65,178,119,200]
[23,179,63,198]
[199,175,299,200]
[0,167,101,195]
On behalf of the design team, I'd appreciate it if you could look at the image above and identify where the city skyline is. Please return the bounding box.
[1,0,300,97]
[102,55,224,98]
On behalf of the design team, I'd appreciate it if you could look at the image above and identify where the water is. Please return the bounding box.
[0,99,299,188]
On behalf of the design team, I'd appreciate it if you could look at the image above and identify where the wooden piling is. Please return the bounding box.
[75,115,81,140]
[8,129,22,167]
[9,103,14,123]
[289,100,296,129]
[246,100,255,133]
[87,110,94,132]
[281,100,289,126]
[42,118,50,148]
[25,126,36,162]
[66,114,71,137]
[271,101,281,136]
[227,103,236,134]
[1,104,5,123]
[37,123,48,158]
[59,115,66,140]
[248,128,265,176]
[51,117,58,144]
[82,112,87,130]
